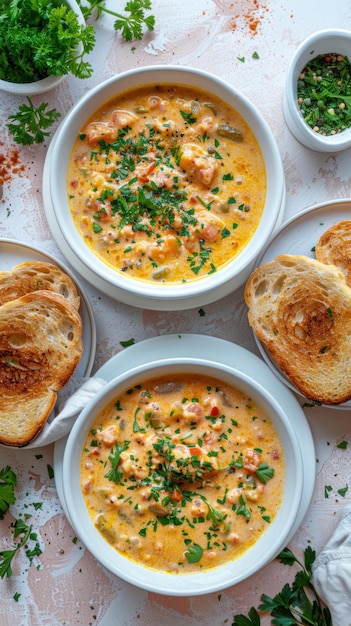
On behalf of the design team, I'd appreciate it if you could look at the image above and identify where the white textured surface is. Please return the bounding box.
[1,1,351,624]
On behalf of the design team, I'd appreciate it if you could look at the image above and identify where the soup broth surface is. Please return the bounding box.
[81,373,285,574]
[68,83,266,284]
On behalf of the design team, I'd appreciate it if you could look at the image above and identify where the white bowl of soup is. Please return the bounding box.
[47,66,285,310]
[62,357,303,595]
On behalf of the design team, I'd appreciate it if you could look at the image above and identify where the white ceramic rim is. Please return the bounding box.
[0,74,65,96]
[49,65,285,305]
[62,357,304,596]
[283,29,351,152]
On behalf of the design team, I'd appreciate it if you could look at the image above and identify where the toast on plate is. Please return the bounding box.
[315,220,351,288]
[244,253,351,405]
[0,261,80,309]
[0,290,83,446]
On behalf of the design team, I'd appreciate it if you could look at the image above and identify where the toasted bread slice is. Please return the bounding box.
[0,261,80,309]
[244,254,351,405]
[0,290,83,446]
[315,220,351,288]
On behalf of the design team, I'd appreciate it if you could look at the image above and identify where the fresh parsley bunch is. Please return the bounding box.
[0,0,96,83]
[0,466,44,579]
[232,546,332,626]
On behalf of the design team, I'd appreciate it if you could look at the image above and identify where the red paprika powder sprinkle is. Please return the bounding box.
[231,0,269,36]
[0,142,25,185]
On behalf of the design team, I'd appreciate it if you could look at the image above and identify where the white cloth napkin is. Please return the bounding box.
[313,503,351,626]
[2,376,107,449]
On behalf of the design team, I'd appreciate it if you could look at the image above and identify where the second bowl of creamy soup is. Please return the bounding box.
[62,357,303,595]
[47,66,285,310]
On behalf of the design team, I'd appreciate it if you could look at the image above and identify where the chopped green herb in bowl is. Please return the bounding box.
[297,53,351,136]
[283,29,351,152]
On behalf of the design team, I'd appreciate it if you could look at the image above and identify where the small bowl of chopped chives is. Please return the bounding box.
[283,29,351,152]
[0,0,90,96]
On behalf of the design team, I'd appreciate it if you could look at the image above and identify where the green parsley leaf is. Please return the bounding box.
[0,467,17,520]
[324,484,332,498]
[338,484,348,497]
[104,441,130,483]
[236,494,250,519]
[7,98,60,146]
[78,1,155,42]
[0,519,32,579]
[255,463,274,484]
[113,0,155,41]
[232,607,261,625]
[120,338,135,347]
[184,543,203,563]
[337,440,348,449]
[180,110,197,125]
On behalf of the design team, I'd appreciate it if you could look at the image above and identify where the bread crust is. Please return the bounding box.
[244,254,351,405]
[0,261,80,309]
[315,220,351,288]
[0,290,83,446]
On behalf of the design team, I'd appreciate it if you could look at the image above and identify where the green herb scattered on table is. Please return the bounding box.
[0,517,42,579]
[120,338,136,348]
[0,0,96,82]
[0,466,43,579]
[297,52,351,136]
[7,98,61,146]
[232,546,332,626]
[77,0,155,42]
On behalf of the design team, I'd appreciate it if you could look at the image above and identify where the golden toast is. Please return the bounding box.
[0,290,83,446]
[315,220,351,288]
[244,253,351,405]
[0,261,80,309]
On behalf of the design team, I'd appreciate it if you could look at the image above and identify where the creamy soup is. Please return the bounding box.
[68,84,266,284]
[81,373,285,574]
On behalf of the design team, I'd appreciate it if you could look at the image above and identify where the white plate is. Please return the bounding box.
[252,199,351,409]
[0,238,96,379]
[54,333,315,546]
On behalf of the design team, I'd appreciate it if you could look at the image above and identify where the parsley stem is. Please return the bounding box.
[0,523,32,579]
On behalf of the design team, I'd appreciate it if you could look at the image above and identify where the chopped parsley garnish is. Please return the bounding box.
[297,52,351,135]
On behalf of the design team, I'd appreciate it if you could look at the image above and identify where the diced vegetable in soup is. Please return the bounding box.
[80,374,285,574]
[68,84,266,283]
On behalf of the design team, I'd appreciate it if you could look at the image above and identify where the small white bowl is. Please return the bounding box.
[62,357,304,595]
[46,65,285,310]
[0,0,85,96]
[283,29,351,152]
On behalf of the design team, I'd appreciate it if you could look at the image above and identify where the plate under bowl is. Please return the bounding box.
[252,198,351,409]
[62,355,304,595]
[46,65,285,310]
